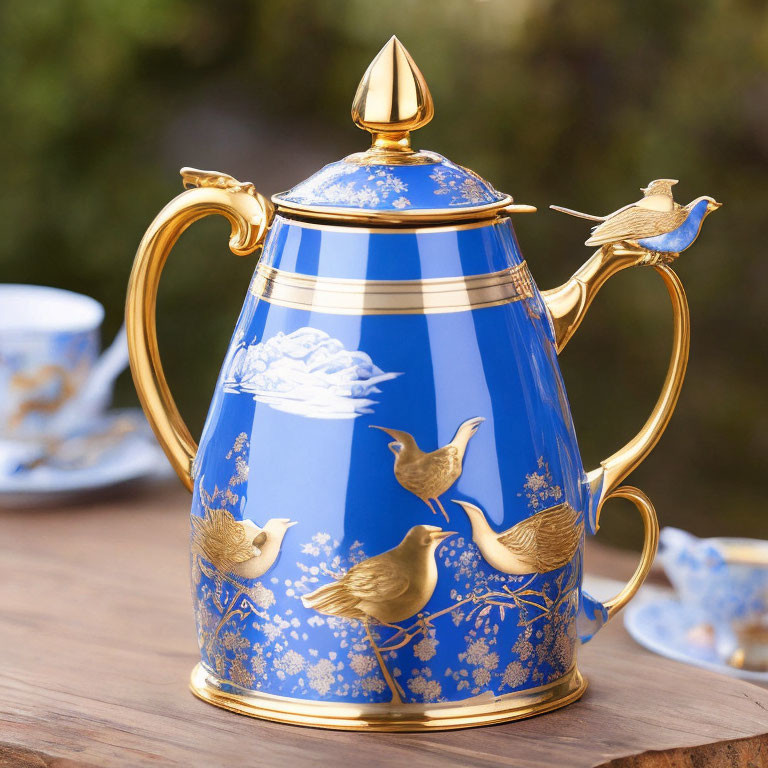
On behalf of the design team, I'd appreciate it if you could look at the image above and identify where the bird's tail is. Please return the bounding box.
[550,205,604,222]
[450,416,485,453]
[301,580,360,618]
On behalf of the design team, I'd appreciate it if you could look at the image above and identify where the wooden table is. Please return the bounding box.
[1,484,767,768]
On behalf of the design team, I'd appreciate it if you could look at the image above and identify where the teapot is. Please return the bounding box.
[126,38,719,730]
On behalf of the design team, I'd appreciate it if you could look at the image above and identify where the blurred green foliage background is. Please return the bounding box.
[2,0,765,546]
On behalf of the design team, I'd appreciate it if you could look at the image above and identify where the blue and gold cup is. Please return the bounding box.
[659,527,768,670]
[0,284,104,441]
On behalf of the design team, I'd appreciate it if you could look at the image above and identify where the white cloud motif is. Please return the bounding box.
[222,327,401,419]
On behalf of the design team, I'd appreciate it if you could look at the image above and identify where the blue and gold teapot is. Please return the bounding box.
[126,38,719,730]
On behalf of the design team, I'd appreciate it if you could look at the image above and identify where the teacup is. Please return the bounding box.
[0,284,105,441]
[658,527,768,669]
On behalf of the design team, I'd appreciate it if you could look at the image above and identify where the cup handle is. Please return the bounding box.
[125,168,273,490]
[78,325,129,411]
[46,326,129,435]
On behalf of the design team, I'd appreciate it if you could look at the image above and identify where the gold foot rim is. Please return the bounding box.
[189,662,587,732]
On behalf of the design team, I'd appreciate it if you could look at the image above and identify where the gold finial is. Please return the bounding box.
[351,36,434,153]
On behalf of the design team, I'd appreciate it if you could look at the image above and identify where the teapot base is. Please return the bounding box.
[189,662,587,731]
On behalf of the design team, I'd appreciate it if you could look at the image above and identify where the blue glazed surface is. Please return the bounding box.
[273,153,506,213]
[261,216,525,281]
[190,217,603,704]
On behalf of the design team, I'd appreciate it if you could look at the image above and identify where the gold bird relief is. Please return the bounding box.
[370,416,484,522]
[191,505,296,580]
[302,524,454,703]
[301,525,454,625]
[454,500,583,575]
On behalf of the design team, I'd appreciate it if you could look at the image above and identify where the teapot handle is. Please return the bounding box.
[541,245,690,530]
[594,485,659,619]
[125,168,273,490]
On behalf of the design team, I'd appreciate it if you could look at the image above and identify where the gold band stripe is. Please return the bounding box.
[249,262,535,315]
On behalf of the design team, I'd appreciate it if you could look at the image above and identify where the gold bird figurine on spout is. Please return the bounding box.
[453,500,583,574]
[551,179,721,256]
[370,417,485,522]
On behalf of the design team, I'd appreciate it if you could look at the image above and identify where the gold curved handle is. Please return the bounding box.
[596,485,659,619]
[587,263,689,518]
[541,245,690,524]
[125,168,273,490]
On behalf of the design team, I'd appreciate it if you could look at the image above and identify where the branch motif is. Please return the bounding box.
[375,565,579,653]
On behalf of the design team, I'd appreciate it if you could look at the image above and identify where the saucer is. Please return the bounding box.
[0,408,173,507]
[624,596,768,683]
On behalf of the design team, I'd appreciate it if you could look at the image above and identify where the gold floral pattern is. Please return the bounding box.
[501,660,530,689]
[226,432,250,486]
[412,632,438,662]
[284,164,412,209]
[430,166,497,206]
[275,152,507,213]
[407,670,442,702]
[519,456,564,510]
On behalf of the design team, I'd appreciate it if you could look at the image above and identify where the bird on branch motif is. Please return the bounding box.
[551,179,721,257]
[370,417,484,522]
[301,524,454,625]
[302,524,454,703]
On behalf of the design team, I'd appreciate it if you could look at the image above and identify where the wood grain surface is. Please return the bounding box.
[1,484,766,768]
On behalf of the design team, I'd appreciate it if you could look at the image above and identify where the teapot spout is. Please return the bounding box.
[541,244,653,353]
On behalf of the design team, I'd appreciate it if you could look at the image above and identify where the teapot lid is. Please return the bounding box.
[272,37,520,225]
